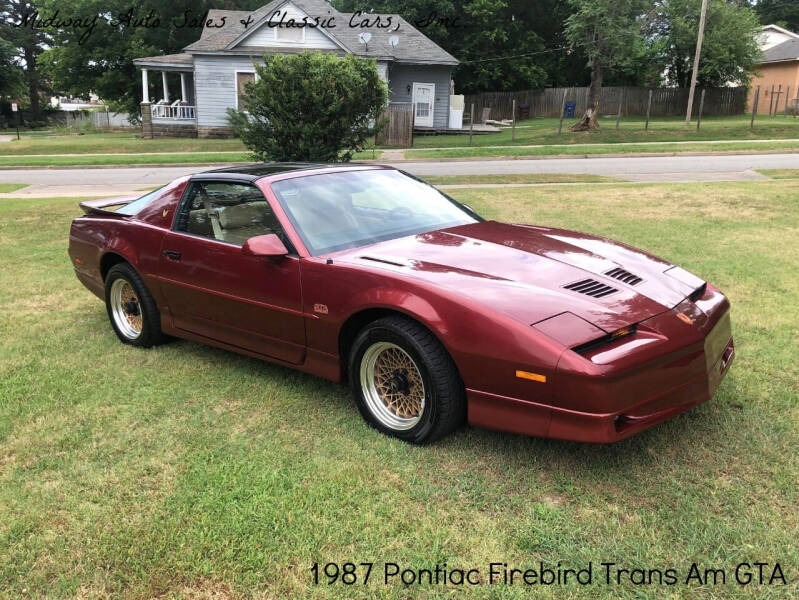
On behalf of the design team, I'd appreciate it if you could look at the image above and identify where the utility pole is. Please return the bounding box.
[685,0,709,124]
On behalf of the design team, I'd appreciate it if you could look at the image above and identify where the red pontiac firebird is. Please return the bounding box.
[68,163,734,444]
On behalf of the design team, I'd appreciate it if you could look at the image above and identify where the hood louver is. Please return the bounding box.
[563,278,618,298]
[605,267,643,286]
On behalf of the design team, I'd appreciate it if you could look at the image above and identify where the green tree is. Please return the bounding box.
[652,0,761,87]
[228,52,387,162]
[0,36,24,100]
[564,0,649,130]
[755,0,799,33]
[335,0,548,93]
[0,0,51,116]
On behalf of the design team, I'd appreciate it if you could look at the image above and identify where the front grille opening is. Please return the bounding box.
[605,267,643,286]
[572,324,637,355]
[563,278,618,298]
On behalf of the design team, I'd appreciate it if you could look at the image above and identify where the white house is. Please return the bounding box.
[133,0,458,138]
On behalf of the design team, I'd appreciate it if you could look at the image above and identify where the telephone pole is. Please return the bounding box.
[685,0,709,124]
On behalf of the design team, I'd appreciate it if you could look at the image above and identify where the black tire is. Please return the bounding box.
[104,262,168,348]
[349,316,465,444]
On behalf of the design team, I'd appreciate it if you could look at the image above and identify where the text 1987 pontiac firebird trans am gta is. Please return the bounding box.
[69,163,734,444]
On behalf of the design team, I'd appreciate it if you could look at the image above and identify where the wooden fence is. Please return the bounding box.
[375,102,413,147]
[463,86,748,120]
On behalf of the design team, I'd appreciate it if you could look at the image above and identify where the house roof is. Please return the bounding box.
[761,38,799,63]
[761,24,799,40]
[182,0,457,65]
[132,53,194,69]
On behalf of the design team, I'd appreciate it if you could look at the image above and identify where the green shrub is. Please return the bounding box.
[228,52,387,162]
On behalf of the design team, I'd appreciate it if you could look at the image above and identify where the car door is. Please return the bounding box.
[157,179,305,364]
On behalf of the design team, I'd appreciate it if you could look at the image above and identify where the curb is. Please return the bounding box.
[395,149,799,162]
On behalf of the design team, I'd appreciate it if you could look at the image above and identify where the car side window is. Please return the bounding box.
[175,181,285,247]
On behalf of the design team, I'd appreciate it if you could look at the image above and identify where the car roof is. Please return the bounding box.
[191,162,386,183]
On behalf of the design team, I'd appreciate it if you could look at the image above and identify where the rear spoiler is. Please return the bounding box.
[79,195,139,216]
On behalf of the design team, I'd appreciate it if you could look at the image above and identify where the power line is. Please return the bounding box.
[461,30,637,65]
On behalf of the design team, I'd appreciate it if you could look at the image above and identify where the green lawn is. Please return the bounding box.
[0,132,247,155]
[412,114,799,148]
[1,182,797,598]
[406,139,799,160]
[0,151,380,167]
[0,183,27,193]
[423,173,621,185]
[0,132,381,165]
[756,169,799,179]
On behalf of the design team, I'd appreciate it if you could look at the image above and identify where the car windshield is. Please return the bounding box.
[270,170,479,255]
[114,187,164,216]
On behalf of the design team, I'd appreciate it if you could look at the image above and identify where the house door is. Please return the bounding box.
[412,82,435,127]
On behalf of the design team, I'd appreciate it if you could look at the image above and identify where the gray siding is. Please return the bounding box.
[195,55,452,130]
[388,64,452,128]
[194,55,262,128]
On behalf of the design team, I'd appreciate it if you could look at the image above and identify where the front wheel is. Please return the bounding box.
[105,262,167,347]
[349,316,465,444]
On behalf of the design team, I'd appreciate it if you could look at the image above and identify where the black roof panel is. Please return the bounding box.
[190,163,385,183]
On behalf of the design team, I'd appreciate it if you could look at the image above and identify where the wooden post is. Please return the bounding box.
[469,103,474,146]
[768,84,775,116]
[511,99,516,141]
[557,89,567,135]
[615,89,624,130]
[696,89,705,130]
[645,89,653,131]
[785,86,791,117]
[774,84,782,117]
[685,0,709,124]
[750,87,760,129]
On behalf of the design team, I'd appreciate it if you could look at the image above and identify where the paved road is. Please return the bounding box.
[0,153,797,190]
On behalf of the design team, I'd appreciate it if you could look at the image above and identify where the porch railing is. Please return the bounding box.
[151,104,196,120]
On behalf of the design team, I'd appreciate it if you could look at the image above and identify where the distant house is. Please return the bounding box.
[133,0,458,138]
[758,24,799,52]
[749,25,799,115]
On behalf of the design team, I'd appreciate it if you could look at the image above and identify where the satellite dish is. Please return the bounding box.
[389,35,399,48]
[358,32,372,44]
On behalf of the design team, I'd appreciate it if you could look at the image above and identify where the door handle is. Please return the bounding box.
[163,250,182,260]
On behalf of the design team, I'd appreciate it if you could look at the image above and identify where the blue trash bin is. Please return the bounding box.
[564,101,576,118]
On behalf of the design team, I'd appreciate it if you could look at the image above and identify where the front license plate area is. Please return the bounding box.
[704,310,732,372]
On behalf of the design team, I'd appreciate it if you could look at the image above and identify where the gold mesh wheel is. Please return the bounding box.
[360,342,425,430]
[110,278,143,340]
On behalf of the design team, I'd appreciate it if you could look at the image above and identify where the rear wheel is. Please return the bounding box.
[349,316,465,444]
[105,263,167,347]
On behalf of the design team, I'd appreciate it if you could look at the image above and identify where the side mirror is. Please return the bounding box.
[241,234,289,257]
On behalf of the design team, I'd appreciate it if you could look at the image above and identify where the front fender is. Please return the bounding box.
[301,258,564,402]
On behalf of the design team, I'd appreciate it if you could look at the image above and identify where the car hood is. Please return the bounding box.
[333,221,705,333]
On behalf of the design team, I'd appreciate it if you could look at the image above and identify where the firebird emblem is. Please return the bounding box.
[313,303,329,315]
[677,312,694,325]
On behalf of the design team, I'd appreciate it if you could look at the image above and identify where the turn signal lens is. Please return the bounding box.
[611,326,635,339]
[516,370,547,383]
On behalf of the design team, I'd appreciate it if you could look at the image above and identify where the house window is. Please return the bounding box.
[275,25,304,44]
[236,72,255,111]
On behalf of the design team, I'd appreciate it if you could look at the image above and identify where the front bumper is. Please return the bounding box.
[468,286,734,443]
